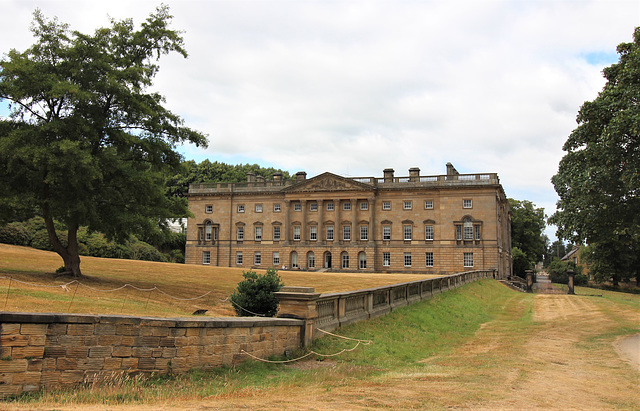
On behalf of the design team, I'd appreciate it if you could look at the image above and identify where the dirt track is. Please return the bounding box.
[10,290,640,410]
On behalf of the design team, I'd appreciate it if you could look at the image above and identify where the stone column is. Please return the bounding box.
[351,198,358,242]
[317,199,324,243]
[275,286,321,347]
[369,197,376,270]
[334,198,341,241]
[301,200,307,242]
[526,270,533,293]
[567,269,575,295]
[284,199,290,244]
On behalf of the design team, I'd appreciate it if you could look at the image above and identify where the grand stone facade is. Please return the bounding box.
[185,163,512,277]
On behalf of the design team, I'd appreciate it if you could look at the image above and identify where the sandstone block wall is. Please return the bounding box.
[0,313,303,396]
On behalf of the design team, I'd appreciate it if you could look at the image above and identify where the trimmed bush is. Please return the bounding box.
[0,222,32,246]
[230,268,284,317]
[130,240,165,262]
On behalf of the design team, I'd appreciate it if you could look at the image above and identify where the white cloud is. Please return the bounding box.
[2,0,639,239]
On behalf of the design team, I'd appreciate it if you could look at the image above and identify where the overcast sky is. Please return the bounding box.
[1,0,639,240]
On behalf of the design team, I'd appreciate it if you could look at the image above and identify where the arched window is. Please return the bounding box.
[205,221,212,241]
[463,217,473,240]
[341,252,349,269]
[358,252,367,269]
[307,251,315,268]
[291,251,299,268]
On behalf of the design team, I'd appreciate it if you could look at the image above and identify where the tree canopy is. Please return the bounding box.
[550,27,640,285]
[509,198,547,276]
[166,160,292,198]
[0,6,207,277]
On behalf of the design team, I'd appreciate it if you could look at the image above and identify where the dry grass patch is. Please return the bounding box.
[0,244,430,317]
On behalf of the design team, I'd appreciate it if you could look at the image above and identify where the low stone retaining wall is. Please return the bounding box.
[276,270,496,343]
[0,313,303,396]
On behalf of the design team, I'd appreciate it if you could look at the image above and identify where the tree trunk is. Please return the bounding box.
[42,205,83,278]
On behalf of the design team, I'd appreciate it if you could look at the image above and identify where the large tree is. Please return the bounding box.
[0,7,207,277]
[550,28,640,285]
[509,198,547,275]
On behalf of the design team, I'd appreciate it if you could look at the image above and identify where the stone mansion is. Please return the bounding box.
[185,163,512,277]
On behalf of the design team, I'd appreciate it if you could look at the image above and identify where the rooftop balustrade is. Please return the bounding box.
[189,173,500,194]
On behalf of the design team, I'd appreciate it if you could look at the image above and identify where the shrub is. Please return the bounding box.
[30,229,68,251]
[0,222,32,246]
[129,240,165,262]
[548,258,585,285]
[230,268,284,317]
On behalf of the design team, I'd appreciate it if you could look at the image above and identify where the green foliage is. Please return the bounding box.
[511,247,531,278]
[129,240,165,262]
[166,159,292,198]
[0,6,206,276]
[0,222,32,246]
[548,259,587,285]
[580,242,636,286]
[509,198,546,268]
[550,27,640,286]
[31,229,68,251]
[230,268,284,317]
[544,239,571,267]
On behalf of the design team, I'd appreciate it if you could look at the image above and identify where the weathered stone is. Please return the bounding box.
[0,335,29,347]
[94,323,116,335]
[116,324,140,336]
[0,324,20,335]
[44,346,66,358]
[12,372,41,385]
[10,346,44,359]
[89,346,112,358]
[132,347,152,358]
[138,358,156,370]
[112,346,132,357]
[56,358,77,371]
[20,324,47,335]
[67,324,94,336]
[0,359,28,373]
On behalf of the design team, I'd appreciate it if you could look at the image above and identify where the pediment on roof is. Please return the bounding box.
[283,172,374,193]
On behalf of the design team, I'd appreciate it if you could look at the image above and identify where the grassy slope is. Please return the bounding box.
[0,244,429,317]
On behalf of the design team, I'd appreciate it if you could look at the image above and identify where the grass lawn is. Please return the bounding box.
[0,243,430,317]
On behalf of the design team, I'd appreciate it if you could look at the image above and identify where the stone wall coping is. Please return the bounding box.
[0,312,303,328]
[316,273,456,300]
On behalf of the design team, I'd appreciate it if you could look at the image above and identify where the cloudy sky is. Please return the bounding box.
[1,0,639,239]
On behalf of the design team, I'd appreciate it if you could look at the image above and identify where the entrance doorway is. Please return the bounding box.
[324,252,332,269]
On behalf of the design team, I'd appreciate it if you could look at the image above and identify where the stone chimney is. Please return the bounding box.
[446,162,459,176]
[273,173,283,182]
[247,172,255,183]
[409,167,420,182]
[296,171,307,181]
[383,168,395,183]
[256,175,265,183]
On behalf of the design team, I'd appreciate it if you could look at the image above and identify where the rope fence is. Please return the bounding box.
[0,275,231,311]
[241,328,373,363]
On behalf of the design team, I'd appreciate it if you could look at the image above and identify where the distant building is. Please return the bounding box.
[561,245,590,279]
[185,163,512,277]
[167,218,187,234]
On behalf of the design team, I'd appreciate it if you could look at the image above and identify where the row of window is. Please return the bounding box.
[234,223,479,242]
[204,199,474,214]
[201,251,475,268]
